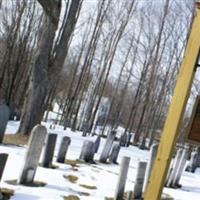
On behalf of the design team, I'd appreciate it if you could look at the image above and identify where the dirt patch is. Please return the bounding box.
[63,195,80,200]
[63,175,79,184]
[105,197,114,200]
[3,134,28,146]
[6,179,46,187]
[79,184,97,190]
[0,188,14,200]
[64,159,83,168]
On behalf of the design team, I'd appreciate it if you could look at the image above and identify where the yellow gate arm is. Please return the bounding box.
[144,4,200,200]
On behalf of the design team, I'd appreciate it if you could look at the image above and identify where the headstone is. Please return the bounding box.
[139,137,147,150]
[79,140,95,163]
[41,133,57,168]
[82,123,89,137]
[166,149,183,187]
[133,161,147,199]
[186,151,198,173]
[126,133,132,147]
[119,133,127,147]
[0,104,10,143]
[0,153,8,181]
[18,125,47,184]
[56,136,71,163]
[143,144,159,190]
[172,149,188,187]
[99,130,116,163]
[114,156,130,200]
[109,144,120,164]
[93,135,101,153]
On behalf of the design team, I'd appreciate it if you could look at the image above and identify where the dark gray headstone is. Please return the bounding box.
[82,123,90,137]
[133,161,147,199]
[79,140,95,163]
[0,153,8,181]
[109,144,120,164]
[99,130,116,163]
[119,133,127,147]
[41,133,57,168]
[18,125,47,185]
[93,135,101,153]
[56,136,71,163]
[126,133,132,147]
[0,104,10,143]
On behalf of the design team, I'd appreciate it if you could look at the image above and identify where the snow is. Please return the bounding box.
[0,121,200,200]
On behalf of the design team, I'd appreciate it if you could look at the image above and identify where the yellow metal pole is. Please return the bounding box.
[144,6,200,200]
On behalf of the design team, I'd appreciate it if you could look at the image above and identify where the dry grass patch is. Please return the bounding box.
[63,175,79,184]
[0,188,14,199]
[0,188,14,200]
[3,134,28,146]
[105,197,114,200]
[6,179,46,187]
[79,184,97,190]
[64,159,80,168]
[63,195,80,200]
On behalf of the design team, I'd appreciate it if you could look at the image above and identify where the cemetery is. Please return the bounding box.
[1,0,200,200]
[0,119,199,200]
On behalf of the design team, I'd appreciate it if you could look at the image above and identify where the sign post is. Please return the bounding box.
[144,4,200,200]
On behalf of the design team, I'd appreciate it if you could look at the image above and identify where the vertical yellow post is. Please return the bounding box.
[144,5,200,200]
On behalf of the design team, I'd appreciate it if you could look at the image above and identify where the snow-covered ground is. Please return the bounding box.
[0,121,200,200]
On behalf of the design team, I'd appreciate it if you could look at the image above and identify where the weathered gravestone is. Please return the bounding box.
[0,104,10,143]
[99,130,116,163]
[0,153,8,181]
[109,144,120,164]
[172,149,188,188]
[119,133,127,147]
[56,136,71,163]
[126,133,132,147]
[79,140,95,163]
[114,156,130,200]
[143,144,159,191]
[133,161,147,199]
[166,148,183,187]
[41,133,57,168]
[93,135,101,153]
[18,125,47,185]
[186,151,198,173]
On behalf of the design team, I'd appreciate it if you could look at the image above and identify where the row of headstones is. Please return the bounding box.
[80,130,121,164]
[114,144,192,200]
[0,126,121,186]
[0,125,71,185]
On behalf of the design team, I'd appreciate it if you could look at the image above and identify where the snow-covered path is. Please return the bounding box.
[0,121,200,200]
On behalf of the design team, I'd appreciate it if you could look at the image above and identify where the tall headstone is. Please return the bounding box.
[109,144,120,164]
[93,135,101,153]
[126,133,132,147]
[0,104,10,143]
[41,133,57,168]
[18,125,47,185]
[99,130,116,163]
[143,144,159,190]
[0,153,8,181]
[114,156,130,200]
[166,149,183,187]
[172,149,188,187]
[56,136,71,163]
[119,133,127,147]
[79,140,95,163]
[133,161,147,199]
